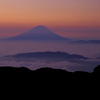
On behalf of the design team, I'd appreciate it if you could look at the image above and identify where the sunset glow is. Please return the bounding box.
[0,0,100,38]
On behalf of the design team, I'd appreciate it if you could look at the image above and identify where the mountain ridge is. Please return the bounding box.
[6,51,89,59]
[71,39,100,44]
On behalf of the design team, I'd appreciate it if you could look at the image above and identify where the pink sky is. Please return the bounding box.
[0,0,100,38]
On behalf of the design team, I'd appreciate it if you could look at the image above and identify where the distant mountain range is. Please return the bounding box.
[96,57,100,59]
[71,40,100,44]
[6,51,89,60]
[1,25,99,44]
[2,25,68,41]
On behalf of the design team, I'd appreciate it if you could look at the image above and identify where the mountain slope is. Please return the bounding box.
[2,25,68,41]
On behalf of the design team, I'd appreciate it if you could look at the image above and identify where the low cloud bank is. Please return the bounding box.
[0,56,100,72]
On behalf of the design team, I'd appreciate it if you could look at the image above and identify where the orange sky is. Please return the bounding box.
[0,0,100,38]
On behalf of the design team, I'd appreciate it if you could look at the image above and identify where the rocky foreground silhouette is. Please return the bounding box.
[0,65,100,82]
[0,65,100,97]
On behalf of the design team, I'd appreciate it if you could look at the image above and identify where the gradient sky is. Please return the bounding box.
[0,0,100,39]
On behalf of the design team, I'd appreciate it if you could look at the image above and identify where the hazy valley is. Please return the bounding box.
[0,26,100,72]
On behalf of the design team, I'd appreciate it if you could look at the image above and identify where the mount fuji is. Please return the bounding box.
[3,25,68,41]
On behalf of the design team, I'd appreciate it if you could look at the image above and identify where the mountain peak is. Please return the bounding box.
[37,25,45,27]
[2,25,68,41]
[31,25,50,31]
[34,25,46,28]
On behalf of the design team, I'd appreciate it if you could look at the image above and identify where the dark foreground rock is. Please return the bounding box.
[0,65,100,98]
[0,65,100,82]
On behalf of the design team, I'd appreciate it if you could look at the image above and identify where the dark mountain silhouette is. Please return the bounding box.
[0,65,100,97]
[6,51,89,59]
[71,40,100,44]
[0,65,100,83]
[2,25,68,41]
